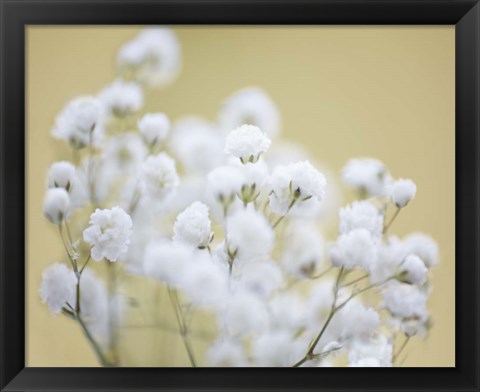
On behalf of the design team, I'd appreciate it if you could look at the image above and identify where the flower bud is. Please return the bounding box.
[391,178,416,208]
[43,188,70,224]
[48,161,76,192]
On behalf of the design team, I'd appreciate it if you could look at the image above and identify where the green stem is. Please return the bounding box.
[272,198,297,228]
[342,273,369,287]
[167,287,197,367]
[79,254,91,274]
[393,336,411,365]
[77,315,111,367]
[107,261,119,366]
[383,207,401,235]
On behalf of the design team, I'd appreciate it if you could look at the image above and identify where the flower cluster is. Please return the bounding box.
[40,27,439,368]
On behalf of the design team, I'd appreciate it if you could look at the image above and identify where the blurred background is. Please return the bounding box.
[27,26,454,367]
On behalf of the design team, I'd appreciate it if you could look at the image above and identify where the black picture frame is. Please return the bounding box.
[1,0,479,391]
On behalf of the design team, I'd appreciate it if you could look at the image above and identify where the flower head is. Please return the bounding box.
[98,79,143,117]
[138,113,170,146]
[382,281,428,319]
[140,153,179,200]
[206,339,248,367]
[39,263,77,314]
[83,207,133,261]
[329,228,378,270]
[342,158,391,197]
[227,208,274,260]
[339,200,383,238]
[225,124,271,163]
[391,178,416,208]
[173,201,213,249]
[48,161,76,192]
[403,232,439,267]
[269,161,326,216]
[218,87,280,138]
[207,165,244,206]
[52,96,102,149]
[43,188,70,224]
[397,254,428,285]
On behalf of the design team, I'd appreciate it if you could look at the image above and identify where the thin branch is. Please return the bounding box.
[383,207,401,235]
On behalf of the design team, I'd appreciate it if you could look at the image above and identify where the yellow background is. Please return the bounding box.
[26,26,455,367]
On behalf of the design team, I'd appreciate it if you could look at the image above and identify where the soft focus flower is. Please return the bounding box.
[117,28,181,88]
[98,79,143,117]
[238,260,283,298]
[382,281,428,319]
[48,161,76,192]
[138,113,170,146]
[225,124,271,163]
[207,165,244,206]
[269,161,326,216]
[218,87,280,138]
[223,291,270,335]
[140,153,179,200]
[339,200,383,238]
[403,232,439,267]
[335,301,380,341]
[52,96,102,149]
[83,206,133,261]
[143,240,194,286]
[342,158,391,197]
[170,117,224,175]
[369,236,405,283]
[173,201,213,249]
[329,228,378,270]
[252,331,304,367]
[281,221,324,277]
[40,263,77,314]
[391,178,416,208]
[226,208,274,260]
[348,336,392,367]
[206,339,248,367]
[102,132,147,175]
[397,254,428,285]
[43,188,70,224]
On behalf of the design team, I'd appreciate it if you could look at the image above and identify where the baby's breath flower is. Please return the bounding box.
[140,153,179,200]
[238,260,283,298]
[52,96,102,149]
[48,161,76,192]
[138,113,170,147]
[43,188,70,224]
[226,208,274,260]
[173,201,213,249]
[268,161,326,216]
[382,281,428,319]
[223,290,270,335]
[117,28,181,88]
[218,87,281,138]
[397,254,428,285]
[403,232,439,267]
[102,132,148,175]
[225,124,271,163]
[83,206,133,262]
[206,339,248,367]
[339,200,383,238]
[252,331,304,367]
[329,228,378,270]
[98,79,143,117]
[207,165,244,207]
[342,158,391,197]
[39,263,77,314]
[348,336,392,367]
[391,178,416,208]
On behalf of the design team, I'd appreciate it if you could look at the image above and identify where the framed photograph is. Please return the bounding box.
[1,0,479,391]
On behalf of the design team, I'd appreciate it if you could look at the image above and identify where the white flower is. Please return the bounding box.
[369,236,405,283]
[117,28,181,88]
[339,200,383,238]
[102,132,147,175]
[403,232,439,267]
[329,228,378,270]
[52,96,102,149]
[138,113,170,146]
[143,240,194,286]
[229,158,269,205]
[83,207,133,262]
[170,117,224,175]
[252,331,304,367]
[98,79,143,117]
[140,153,179,200]
[269,293,307,331]
[206,339,248,367]
[269,161,327,216]
[39,263,77,314]
[382,281,428,319]
[43,188,70,224]
[225,124,271,163]
[47,161,76,192]
[348,336,392,367]
[238,260,283,298]
[173,201,213,249]
[223,291,270,335]
[207,165,244,205]
[342,158,391,197]
[391,178,416,208]
[227,208,274,260]
[335,301,380,341]
[397,254,428,285]
[218,87,281,138]
[281,221,324,277]
[181,256,229,307]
